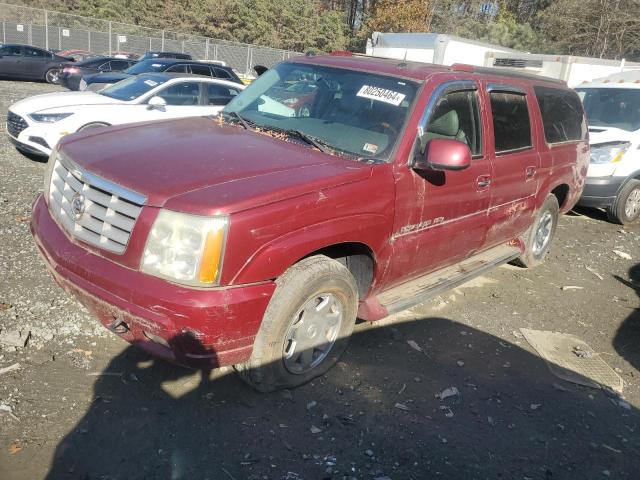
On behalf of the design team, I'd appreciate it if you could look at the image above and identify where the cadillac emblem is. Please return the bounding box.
[70,192,86,221]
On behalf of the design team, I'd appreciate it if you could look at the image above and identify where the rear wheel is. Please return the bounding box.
[607,179,640,225]
[235,255,358,392]
[514,195,559,268]
[45,68,59,84]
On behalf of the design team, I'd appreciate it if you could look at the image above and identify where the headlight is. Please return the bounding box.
[141,211,228,287]
[590,142,631,164]
[29,112,73,123]
[43,147,58,202]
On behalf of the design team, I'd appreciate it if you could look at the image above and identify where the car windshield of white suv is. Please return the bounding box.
[223,62,419,160]
[577,88,640,131]
[100,75,168,101]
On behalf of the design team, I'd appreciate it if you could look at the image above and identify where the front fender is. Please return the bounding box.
[231,213,390,285]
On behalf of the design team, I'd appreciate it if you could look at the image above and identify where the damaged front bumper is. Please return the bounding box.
[30,194,275,367]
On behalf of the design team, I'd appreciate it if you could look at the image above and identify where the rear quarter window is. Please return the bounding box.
[489,91,532,153]
[534,86,587,144]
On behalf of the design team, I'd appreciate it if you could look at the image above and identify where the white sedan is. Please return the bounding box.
[6,73,245,157]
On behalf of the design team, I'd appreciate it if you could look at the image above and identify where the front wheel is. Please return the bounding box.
[607,179,640,225]
[45,68,59,84]
[514,195,559,268]
[235,255,358,392]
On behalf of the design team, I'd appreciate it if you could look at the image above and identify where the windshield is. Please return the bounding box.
[100,75,167,101]
[224,62,419,160]
[124,59,167,75]
[576,88,640,131]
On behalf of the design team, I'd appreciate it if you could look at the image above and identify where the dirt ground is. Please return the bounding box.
[0,80,639,480]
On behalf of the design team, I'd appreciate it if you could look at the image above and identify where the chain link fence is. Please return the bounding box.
[0,2,300,75]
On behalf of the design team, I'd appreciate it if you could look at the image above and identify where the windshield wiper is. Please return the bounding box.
[224,111,251,130]
[285,129,331,154]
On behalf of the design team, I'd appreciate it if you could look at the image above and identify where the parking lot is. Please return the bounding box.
[0,80,639,480]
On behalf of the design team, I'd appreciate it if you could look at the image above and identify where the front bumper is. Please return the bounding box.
[577,175,625,208]
[6,111,56,157]
[30,194,275,367]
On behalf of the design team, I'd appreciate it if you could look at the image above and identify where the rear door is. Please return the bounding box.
[0,45,22,77]
[388,79,492,282]
[20,46,49,80]
[483,84,541,247]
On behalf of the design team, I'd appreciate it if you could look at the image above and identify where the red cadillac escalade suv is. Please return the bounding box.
[31,54,589,391]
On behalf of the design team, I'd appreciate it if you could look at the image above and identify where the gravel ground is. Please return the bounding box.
[0,80,639,480]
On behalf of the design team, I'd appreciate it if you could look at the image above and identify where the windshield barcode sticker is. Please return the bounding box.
[356,85,406,106]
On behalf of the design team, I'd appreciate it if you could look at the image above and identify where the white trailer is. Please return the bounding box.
[366,32,518,66]
[484,52,640,87]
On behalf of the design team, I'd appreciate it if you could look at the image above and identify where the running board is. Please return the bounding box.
[377,245,520,316]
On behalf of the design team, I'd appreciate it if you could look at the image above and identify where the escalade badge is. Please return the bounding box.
[71,193,86,221]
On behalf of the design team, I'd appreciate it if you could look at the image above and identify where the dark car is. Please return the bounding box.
[0,44,71,83]
[138,51,193,61]
[81,58,243,90]
[59,57,137,90]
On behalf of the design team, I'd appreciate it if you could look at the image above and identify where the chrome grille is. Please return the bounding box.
[48,156,145,254]
[7,111,28,138]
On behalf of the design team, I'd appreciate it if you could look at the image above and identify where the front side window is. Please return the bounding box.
[110,60,130,71]
[191,65,213,77]
[489,91,532,153]
[214,67,232,79]
[576,87,640,132]
[98,61,112,71]
[207,84,240,106]
[424,89,482,156]
[165,64,188,73]
[156,82,201,105]
[124,60,167,75]
[224,62,419,160]
[535,86,587,143]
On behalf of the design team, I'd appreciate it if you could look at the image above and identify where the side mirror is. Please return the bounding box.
[414,138,472,171]
[147,96,167,110]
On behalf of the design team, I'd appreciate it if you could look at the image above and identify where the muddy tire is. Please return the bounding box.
[514,195,559,268]
[606,179,640,225]
[235,255,358,392]
[45,68,59,84]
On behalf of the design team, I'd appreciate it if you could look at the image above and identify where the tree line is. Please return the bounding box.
[17,0,640,60]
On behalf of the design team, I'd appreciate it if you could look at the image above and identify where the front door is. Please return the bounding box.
[387,80,492,285]
[483,84,541,247]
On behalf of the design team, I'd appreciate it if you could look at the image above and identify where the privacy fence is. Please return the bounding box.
[0,2,300,75]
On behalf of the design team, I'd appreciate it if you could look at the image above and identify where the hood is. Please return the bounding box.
[58,117,373,213]
[588,126,637,146]
[10,91,124,115]
[84,72,131,84]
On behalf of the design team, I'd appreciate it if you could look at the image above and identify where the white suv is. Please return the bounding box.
[576,71,640,224]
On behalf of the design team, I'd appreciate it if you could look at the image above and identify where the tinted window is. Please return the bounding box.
[489,91,532,153]
[156,82,201,105]
[214,67,232,79]
[207,84,240,106]
[424,89,482,156]
[110,60,131,71]
[191,65,213,77]
[124,60,168,75]
[535,86,587,143]
[165,64,188,73]
[24,47,46,58]
[0,45,21,56]
[577,87,640,132]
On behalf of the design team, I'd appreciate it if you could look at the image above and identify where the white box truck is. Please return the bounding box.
[366,32,518,66]
[485,52,640,87]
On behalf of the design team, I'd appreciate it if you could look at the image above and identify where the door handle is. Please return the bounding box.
[525,166,536,179]
[477,176,491,188]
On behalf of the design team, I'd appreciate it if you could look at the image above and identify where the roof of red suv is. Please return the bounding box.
[289,53,566,86]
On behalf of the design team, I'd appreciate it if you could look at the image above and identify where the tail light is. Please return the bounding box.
[63,67,80,74]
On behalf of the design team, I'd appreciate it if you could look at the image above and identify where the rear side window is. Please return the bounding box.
[0,46,22,56]
[535,86,587,143]
[214,67,232,79]
[489,91,532,153]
